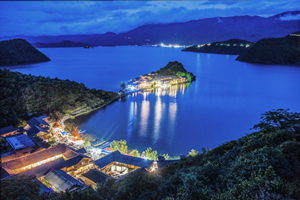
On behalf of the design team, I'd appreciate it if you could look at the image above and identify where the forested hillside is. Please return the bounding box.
[0,39,50,66]
[0,69,117,128]
[236,32,300,64]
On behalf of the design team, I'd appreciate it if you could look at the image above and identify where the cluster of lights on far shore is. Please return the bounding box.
[152,43,186,48]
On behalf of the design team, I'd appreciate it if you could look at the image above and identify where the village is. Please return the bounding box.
[0,115,179,193]
[125,71,193,92]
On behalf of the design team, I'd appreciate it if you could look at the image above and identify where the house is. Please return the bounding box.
[1,144,90,175]
[6,134,35,157]
[180,76,188,83]
[44,169,84,192]
[26,115,51,140]
[80,169,113,189]
[0,126,18,137]
[93,151,155,178]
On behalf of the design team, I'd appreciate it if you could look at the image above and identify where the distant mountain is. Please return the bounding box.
[182,39,253,55]
[33,40,96,48]
[236,31,300,65]
[1,11,299,46]
[0,39,50,66]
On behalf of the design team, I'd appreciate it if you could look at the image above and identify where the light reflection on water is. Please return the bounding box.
[139,92,150,136]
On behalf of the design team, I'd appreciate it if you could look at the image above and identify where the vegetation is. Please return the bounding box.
[120,82,126,91]
[188,149,199,157]
[144,147,158,160]
[0,175,41,200]
[0,39,50,66]
[110,140,128,154]
[182,39,253,55]
[130,149,140,157]
[2,109,300,199]
[236,32,300,64]
[176,72,192,82]
[0,69,118,128]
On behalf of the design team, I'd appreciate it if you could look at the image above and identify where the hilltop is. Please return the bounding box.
[182,39,253,55]
[0,39,50,66]
[236,32,300,64]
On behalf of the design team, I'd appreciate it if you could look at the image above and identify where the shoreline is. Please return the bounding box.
[60,93,127,127]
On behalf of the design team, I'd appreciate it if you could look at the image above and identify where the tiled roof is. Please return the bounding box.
[44,169,83,192]
[16,158,67,178]
[0,126,18,136]
[94,151,153,169]
[1,144,78,172]
[81,169,112,184]
[6,134,35,150]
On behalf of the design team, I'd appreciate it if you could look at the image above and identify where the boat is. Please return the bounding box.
[91,139,104,146]
[84,45,93,48]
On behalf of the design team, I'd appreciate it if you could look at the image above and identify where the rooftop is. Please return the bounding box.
[81,169,113,184]
[6,134,35,150]
[1,144,79,173]
[44,169,83,192]
[0,126,18,136]
[94,151,154,169]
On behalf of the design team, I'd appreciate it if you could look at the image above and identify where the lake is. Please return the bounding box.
[7,46,300,156]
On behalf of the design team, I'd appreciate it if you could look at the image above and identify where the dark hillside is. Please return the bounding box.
[182,39,253,55]
[0,69,118,128]
[236,32,300,64]
[0,39,50,66]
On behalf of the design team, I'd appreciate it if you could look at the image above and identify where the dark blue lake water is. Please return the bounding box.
[8,47,300,156]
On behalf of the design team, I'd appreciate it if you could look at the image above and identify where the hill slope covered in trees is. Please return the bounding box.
[0,69,118,128]
[236,32,300,64]
[0,39,50,66]
[182,39,253,55]
[1,109,299,200]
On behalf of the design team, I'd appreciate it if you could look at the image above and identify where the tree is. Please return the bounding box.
[162,154,170,160]
[0,175,41,200]
[253,109,300,133]
[110,140,128,154]
[120,82,126,91]
[188,149,199,157]
[144,147,158,160]
[131,149,140,157]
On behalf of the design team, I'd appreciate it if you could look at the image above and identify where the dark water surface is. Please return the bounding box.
[8,47,300,155]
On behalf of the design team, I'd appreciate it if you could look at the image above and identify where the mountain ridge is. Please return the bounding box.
[1,11,299,46]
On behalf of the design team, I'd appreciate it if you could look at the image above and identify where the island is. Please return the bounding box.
[236,32,300,64]
[126,61,196,91]
[34,40,96,48]
[182,39,253,55]
[0,39,50,66]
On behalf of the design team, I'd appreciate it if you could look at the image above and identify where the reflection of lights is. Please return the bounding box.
[140,99,150,136]
[154,95,163,143]
[127,101,135,139]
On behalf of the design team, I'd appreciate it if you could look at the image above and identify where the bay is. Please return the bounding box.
[7,46,300,155]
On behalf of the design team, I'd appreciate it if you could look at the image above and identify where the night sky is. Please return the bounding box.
[0,0,299,36]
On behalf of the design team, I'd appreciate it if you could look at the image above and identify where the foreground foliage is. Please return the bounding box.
[2,109,299,200]
[0,69,117,128]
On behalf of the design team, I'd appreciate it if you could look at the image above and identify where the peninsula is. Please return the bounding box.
[182,39,253,55]
[0,39,50,66]
[236,32,300,64]
[0,69,118,129]
[126,61,196,91]
[34,40,96,48]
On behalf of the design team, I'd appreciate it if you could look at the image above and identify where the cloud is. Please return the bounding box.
[279,13,300,21]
